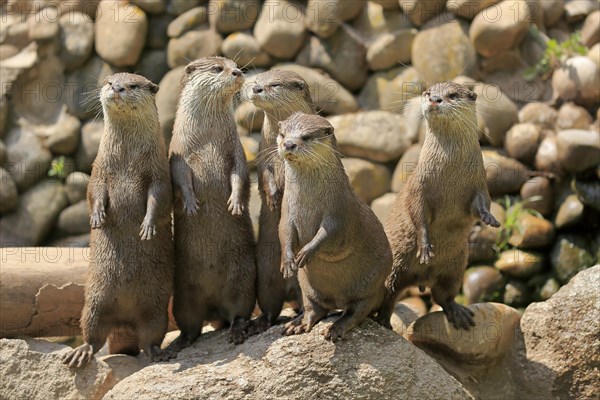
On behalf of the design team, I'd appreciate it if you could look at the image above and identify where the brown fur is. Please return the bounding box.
[63,73,174,368]
[377,82,500,330]
[278,113,392,341]
[248,70,315,333]
[167,57,256,350]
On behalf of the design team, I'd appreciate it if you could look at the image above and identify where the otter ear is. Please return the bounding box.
[185,64,196,75]
[468,92,477,101]
[292,80,305,91]
[149,83,159,94]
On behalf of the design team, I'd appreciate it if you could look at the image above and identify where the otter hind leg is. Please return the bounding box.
[283,297,328,336]
[169,291,206,352]
[431,272,474,330]
[137,311,174,362]
[325,298,374,342]
[63,304,110,368]
[108,327,139,356]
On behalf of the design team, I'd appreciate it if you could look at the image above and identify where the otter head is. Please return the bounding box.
[100,73,159,116]
[249,70,312,113]
[181,57,244,101]
[421,82,477,124]
[277,112,336,165]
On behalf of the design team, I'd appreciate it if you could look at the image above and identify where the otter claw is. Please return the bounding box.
[417,244,434,264]
[281,259,298,279]
[139,219,156,240]
[481,211,500,228]
[294,246,314,269]
[184,198,200,216]
[90,209,105,229]
[227,196,244,216]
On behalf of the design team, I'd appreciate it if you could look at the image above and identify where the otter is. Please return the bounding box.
[377,82,500,330]
[248,70,315,333]
[63,73,174,368]
[167,57,256,351]
[277,112,392,341]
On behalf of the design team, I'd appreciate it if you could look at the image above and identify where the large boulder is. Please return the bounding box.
[105,320,472,399]
[254,0,307,60]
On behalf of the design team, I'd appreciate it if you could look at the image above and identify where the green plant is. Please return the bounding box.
[495,195,544,253]
[524,28,588,81]
[48,156,67,180]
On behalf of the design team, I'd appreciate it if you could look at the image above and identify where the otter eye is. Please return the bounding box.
[448,93,458,100]
[271,83,281,88]
[424,91,430,96]
[279,132,284,138]
[213,66,223,73]
[130,84,139,90]
[301,135,310,141]
[107,81,112,86]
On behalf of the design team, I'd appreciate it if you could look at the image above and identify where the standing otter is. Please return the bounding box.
[278,113,392,341]
[168,57,256,350]
[248,70,315,333]
[377,82,500,330]
[63,73,174,368]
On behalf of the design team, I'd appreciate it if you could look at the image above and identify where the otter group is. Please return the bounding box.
[63,57,498,367]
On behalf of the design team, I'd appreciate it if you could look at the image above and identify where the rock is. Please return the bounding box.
[504,123,541,165]
[342,158,391,204]
[222,32,272,68]
[135,49,170,85]
[156,66,185,144]
[552,56,600,107]
[508,213,555,249]
[462,266,506,304]
[240,135,259,169]
[50,233,91,248]
[551,234,595,283]
[0,140,6,164]
[76,120,103,173]
[4,126,53,191]
[399,0,447,26]
[56,200,90,235]
[305,0,365,38]
[254,0,307,60]
[167,27,223,68]
[166,6,208,38]
[31,109,81,155]
[495,249,544,279]
[541,0,565,27]
[474,83,519,146]
[520,176,554,216]
[589,43,600,66]
[371,0,400,9]
[168,0,201,15]
[296,25,367,92]
[271,64,358,115]
[0,45,19,60]
[64,172,90,204]
[58,12,94,71]
[0,180,68,246]
[470,0,532,58]
[402,95,428,142]
[104,320,472,399]
[370,192,396,225]
[366,28,417,71]
[519,265,600,399]
[447,0,501,19]
[538,277,560,300]
[535,134,563,175]
[518,102,557,129]
[503,280,530,307]
[358,67,424,113]
[555,129,600,173]
[328,111,411,162]
[556,102,593,130]
[95,1,147,67]
[581,10,600,47]
[132,0,166,14]
[564,0,597,22]
[482,150,531,196]
[468,202,505,263]
[0,338,113,400]
[352,1,412,42]
[27,6,60,41]
[209,0,260,33]
[235,101,264,133]
[410,303,521,362]
[573,179,600,211]
[0,168,19,214]
[554,194,584,229]
[412,18,476,84]
[65,56,124,120]
[391,143,421,192]
[146,14,173,49]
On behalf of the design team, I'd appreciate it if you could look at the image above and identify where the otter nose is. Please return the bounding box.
[284,141,297,151]
[112,83,125,93]
[231,68,242,77]
[430,95,442,104]
[252,85,263,94]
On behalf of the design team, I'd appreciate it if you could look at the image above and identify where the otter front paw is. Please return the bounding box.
[183,197,200,216]
[90,208,105,229]
[227,194,244,216]
[480,210,500,228]
[294,245,315,269]
[63,343,94,368]
[139,217,156,240]
[281,258,298,279]
[416,242,434,264]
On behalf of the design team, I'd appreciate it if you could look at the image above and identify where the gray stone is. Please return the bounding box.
[166,6,208,38]
[520,176,554,217]
[535,134,563,175]
[391,143,421,192]
[342,158,391,204]
[447,0,501,19]
[552,56,600,107]
[581,10,600,47]
[4,126,53,191]
[27,7,60,41]
[518,102,558,129]
[482,150,531,196]
[36,109,81,155]
[64,171,90,205]
[209,0,260,34]
[132,0,167,14]
[541,0,565,27]
[146,14,173,49]
[167,27,223,68]
[56,200,90,235]
[135,50,170,86]
[564,0,596,22]
[554,194,584,229]
[366,28,417,71]
[0,168,19,214]
[305,0,365,38]
[59,12,94,71]
[352,1,412,43]
[168,0,201,15]
[551,234,595,283]
[556,129,600,174]
[495,249,544,279]
[156,66,185,144]
[399,0,447,26]
[358,67,425,113]
[556,102,593,131]
[504,123,541,164]
[474,83,518,146]
[222,32,272,68]
[254,0,307,60]
[76,120,103,174]
[507,213,555,249]
[370,192,396,225]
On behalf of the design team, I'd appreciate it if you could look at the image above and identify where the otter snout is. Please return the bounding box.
[232,68,242,77]
[112,83,125,93]
[284,140,297,151]
[429,95,442,104]
[252,85,263,94]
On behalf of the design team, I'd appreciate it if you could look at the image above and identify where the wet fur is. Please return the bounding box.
[63,73,174,368]
[248,70,315,332]
[278,113,392,341]
[377,82,500,330]
[168,57,256,350]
